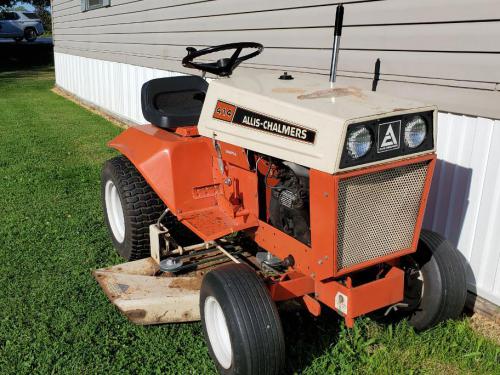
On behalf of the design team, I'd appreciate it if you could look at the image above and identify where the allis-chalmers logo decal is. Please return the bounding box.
[213,100,316,144]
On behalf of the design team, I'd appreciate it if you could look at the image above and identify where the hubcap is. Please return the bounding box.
[204,296,232,369]
[104,180,125,243]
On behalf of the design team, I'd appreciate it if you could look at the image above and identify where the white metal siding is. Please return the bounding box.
[54,52,500,305]
[54,52,182,123]
[424,113,500,306]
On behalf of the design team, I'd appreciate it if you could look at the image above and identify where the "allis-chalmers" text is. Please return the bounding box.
[241,115,308,140]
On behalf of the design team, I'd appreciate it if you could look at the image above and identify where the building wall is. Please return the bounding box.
[54,53,500,305]
[51,0,500,119]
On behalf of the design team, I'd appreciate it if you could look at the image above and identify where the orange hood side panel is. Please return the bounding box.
[108,125,216,215]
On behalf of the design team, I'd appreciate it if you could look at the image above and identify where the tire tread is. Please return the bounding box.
[420,230,467,324]
[201,264,285,375]
[102,155,165,260]
[410,229,467,329]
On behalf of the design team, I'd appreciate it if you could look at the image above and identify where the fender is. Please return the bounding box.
[108,125,215,215]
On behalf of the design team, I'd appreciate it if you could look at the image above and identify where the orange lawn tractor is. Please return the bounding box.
[94,6,467,374]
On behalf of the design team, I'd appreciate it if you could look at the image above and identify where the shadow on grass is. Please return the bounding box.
[0,41,54,74]
[279,303,342,373]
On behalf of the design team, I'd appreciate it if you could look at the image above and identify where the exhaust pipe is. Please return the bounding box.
[329,4,344,83]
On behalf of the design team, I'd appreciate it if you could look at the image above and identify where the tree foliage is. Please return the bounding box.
[0,1,50,10]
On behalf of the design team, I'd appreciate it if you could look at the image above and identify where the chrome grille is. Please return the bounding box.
[336,162,429,270]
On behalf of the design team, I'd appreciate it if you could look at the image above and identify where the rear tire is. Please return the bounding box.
[401,229,467,330]
[200,263,285,375]
[101,155,165,260]
[24,28,37,42]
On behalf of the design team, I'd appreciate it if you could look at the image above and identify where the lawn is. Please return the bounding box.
[0,67,498,375]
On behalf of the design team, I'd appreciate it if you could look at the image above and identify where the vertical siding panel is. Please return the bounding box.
[72,54,77,95]
[115,61,121,116]
[458,118,494,261]
[442,116,471,245]
[101,60,107,111]
[107,61,113,114]
[428,113,454,235]
[97,60,103,108]
[135,67,142,122]
[94,59,99,107]
[122,64,129,121]
[130,65,138,121]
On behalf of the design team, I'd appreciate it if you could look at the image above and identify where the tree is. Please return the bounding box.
[0,0,50,8]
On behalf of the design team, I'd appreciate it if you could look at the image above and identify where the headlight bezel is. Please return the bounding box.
[404,115,427,149]
[339,111,434,169]
[345,126,373,159]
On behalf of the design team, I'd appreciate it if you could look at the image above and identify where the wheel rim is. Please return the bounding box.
[204,296,232,369]
[104,180,125,243]
[402,256,425,310]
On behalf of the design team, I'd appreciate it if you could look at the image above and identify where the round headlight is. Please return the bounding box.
[346,126,372,159]
[404,116,427,148]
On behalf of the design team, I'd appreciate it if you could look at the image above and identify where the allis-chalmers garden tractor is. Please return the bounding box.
[95,5,466,374]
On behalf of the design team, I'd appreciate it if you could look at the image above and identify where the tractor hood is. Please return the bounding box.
[198,71,436,173]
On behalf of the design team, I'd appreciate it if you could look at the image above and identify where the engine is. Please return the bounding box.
[268,160,311,245]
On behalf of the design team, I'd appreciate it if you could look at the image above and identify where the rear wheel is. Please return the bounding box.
[399,229,467,330]
[24,28,37,42]
[101,155,165,260]
[200,263,285,375]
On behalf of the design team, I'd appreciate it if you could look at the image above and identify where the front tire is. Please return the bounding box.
[401,230,467,330]
[101,156,166,260]
[200,263,285,375]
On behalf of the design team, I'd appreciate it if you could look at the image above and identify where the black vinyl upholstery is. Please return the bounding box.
[141,76,208,129]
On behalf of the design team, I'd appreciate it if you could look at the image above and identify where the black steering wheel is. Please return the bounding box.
[181,42,264,77]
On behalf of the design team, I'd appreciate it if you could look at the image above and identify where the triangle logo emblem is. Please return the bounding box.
[377,120,401,152]
[381,125,397,148]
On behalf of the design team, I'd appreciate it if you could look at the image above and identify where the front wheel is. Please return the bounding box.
[200,263,285,375]
[399,229,467,330]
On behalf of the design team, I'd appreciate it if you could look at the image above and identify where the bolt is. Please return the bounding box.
[318,259,323,265]
[323,192,329,197]
[310,273,316,279]
[224,178,232,186]
[315,292,320,298]
[324,256,329,260]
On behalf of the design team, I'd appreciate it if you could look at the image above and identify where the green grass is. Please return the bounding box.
[0,67,498,374]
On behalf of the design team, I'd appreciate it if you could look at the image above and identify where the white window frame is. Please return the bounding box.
[81,0,110,12]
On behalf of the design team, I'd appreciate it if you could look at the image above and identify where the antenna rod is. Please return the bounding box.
[329,4,344,83]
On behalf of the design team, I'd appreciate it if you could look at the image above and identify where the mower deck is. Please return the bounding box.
[93,257,202,324]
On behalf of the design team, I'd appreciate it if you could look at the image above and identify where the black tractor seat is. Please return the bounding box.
[141,76,208,129]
